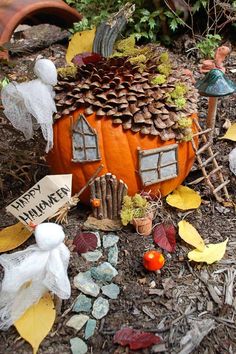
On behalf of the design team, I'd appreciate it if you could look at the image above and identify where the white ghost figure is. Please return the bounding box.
[1,58,57,152]
[0,223,71,330]
[229,147,236,176]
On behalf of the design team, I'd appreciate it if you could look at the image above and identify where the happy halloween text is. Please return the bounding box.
[10,184,70,225]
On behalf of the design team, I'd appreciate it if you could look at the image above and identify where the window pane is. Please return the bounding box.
[160,164,177,179]
[84,134,97,147]
[141,170,158,185]
[141,154,159,170]
[161,150,176,164]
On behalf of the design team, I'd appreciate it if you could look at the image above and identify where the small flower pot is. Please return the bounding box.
[133,216,153,236]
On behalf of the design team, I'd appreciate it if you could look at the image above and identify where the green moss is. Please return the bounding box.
[170,83,187,99]
[116,35,136,53]
[129,54,147,65]
[178,117,192,129]
[175,97,186,109]
[120,208,134,226]
[151,74,166,85]
[181,128,193,141]
[120,193,150,226]
[157,63,172,77]
[159,52,169,63]
[57,66,77,78]
[132,194,147,208]
[122,196,133,208]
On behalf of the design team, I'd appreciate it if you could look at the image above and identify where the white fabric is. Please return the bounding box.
[1,58,57,152]
[0,223,70,330]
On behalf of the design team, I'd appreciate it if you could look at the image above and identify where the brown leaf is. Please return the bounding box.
[153,223,176,253]
[113,327,161,350]
[73,232,97,254]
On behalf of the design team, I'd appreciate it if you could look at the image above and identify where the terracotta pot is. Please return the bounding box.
[0,0,82,57]
[133,216,153,237]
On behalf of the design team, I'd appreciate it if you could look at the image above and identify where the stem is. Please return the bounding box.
[207,97,218,140]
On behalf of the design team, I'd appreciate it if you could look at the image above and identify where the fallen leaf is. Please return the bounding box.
[14,293,56,354]
[166,186,201,210]
[113,327,161,350]
[220,123,236,141]
[73,232,97,254]
[72,52,101,66]
[0,222,32,253]
[222,118,231,130]
[178,220,205,251]
[153,223,176,253]
[188,239,228,264]
[66,28,96,64]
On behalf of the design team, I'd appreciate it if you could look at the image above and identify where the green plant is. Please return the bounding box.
[120,194,150,226]
[0,77,9,89]
[196,34,222,58]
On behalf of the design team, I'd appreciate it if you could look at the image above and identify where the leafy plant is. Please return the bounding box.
[0,77,9,89]
[196,34,222,58]
[120,194,151,226]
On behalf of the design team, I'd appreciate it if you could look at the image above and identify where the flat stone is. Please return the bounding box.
[102,234,119,248]
[108,244,119,267]
[81,250,103,262]
[73,294,92,313]
[84,319,97,340]
[92,297,109,319]
[74,271,100,297]
[93,231,101,247]
[70,337,88,354]
[66,314,89,331]
[101,283,120,299]
[91,262,118,282]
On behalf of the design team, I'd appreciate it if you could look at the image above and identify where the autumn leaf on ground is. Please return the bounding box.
[188,239,228,264]
[73,232,97,254]
[178,220,205,251]
[113,327,161,350]
[14,293,56,354]
[72,52,102,66]
[153,223,176,253]
[166,185,201,210]
[219,123,236,141]
[66,28,96,64]
[0,222,32,253]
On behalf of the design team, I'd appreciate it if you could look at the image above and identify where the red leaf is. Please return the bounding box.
[153,223,176,253]
[73,232,97,254]
[72,52,102,66]
[113,327,161,350]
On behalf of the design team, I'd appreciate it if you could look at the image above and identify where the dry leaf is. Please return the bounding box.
[66,28,96,64]
[0,222,32,253]
[113,327,161,350]
[188,239,228,264]
[14,293,56,354]
[178,220,205,251]
[153,223,176,253]
[220,123,236,141]
[73,232,97,254]
[222,118,231,130]
[166,186,201,210]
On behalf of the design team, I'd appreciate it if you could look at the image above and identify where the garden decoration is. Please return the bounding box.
[0,223,70,330]
[200,45,231,74]
[143,250,165,271]
[0,0,82,58]
[47,42,199,205]
[1,58,57,152]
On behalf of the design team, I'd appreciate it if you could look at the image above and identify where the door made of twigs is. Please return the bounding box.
[90,173,128,220]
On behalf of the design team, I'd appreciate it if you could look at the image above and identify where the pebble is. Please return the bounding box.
[101,283,120,299]
[108,244,118,266]
[73,294,92,313]
[66,314,89,331]
[92,297,109,319]
[91,262,118,282]
[74,271,100,297]
[84,319,97,340]
[81,250,103,262]
[94,231,101,247]
[102,234,119,248]
[70,337,88,354]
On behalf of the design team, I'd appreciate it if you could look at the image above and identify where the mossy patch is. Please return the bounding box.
[57,66,77,78]
[150,74,166,85]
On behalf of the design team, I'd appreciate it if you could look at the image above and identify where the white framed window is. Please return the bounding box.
[72,114,100,162]
[138,144,178,186]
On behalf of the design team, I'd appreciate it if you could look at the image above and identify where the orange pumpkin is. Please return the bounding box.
[47,109,197,204]
[143,250,165,271]
[91,198,101,208]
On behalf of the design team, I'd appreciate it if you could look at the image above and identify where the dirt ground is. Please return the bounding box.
[0,26,236,354]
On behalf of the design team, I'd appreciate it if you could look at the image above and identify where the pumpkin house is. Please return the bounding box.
[47,45,199,211]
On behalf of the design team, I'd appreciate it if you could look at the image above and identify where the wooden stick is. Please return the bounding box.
[111,175,118,219]
[105,173,113,219]
[77,164,104,198]
[207,97,218,141]
[101,175,107,219]
[90,181,98,218]
[95,177,103,219]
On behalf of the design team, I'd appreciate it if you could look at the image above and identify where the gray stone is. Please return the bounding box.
[94,231,101,247]
[92,297,109,319]
[66,314,89,331]
[102,234,119,248]
[108,244,118,267]
[74,271,100,297]
[101,283,120,299]
[73,294,92,313]
[91,262,118,282]
[84,319,96,339]
[70,337,88,354]
[81,250,103,262]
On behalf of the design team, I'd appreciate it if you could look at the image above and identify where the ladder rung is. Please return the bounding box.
[201,153,219,167]
[196,142,212,155]
[208,165,222,176]
[213,180,230,194]
[192,128,213,137]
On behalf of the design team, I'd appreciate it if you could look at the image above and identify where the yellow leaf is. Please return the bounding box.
[188,239,228,264]
[14,293,56,354]
[178,220,205,251]
[220,123,236,141]
[166,185,201,210]
[66,28,96,64]
[0,222,32,253]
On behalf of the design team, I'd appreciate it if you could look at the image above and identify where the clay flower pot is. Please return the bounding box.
[0,0,82,57]
[133,215,153,236]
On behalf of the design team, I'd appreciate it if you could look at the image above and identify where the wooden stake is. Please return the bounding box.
[95,177,103,219]
[90,181,98,218]
[207,97,218,140]
[105,173,113,219]
[111,175,118,219]
[101,175,107,218]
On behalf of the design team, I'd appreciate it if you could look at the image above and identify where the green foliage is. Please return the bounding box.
[167,83,188,109]
[178,116,192,129]
[196,34,222,59]
[151,74,166,85]
[120,194,150,226]
[57,66,77,78]
[0,77,9,89]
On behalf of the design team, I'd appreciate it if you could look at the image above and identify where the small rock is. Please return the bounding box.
[84,319,97,339]
[81,250,103,262]
[93,231,101,247]
[70,337,88,354]
[101,283,120,299]
[66,315,89,331]
[151,343,167,353]
[102,234,119,248]
[92,297,109,319]
[108,244,118,266]
[91,262,118,282]
[74,271,100,297]
[73,294,92,313]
